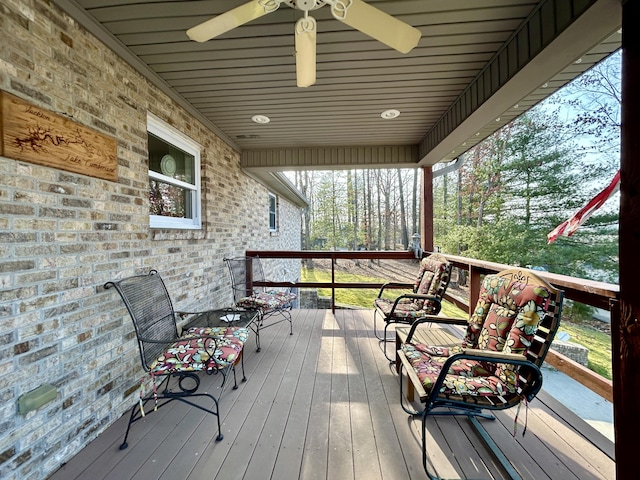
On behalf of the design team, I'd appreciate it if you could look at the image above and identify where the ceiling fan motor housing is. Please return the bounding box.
[284,0,326,11]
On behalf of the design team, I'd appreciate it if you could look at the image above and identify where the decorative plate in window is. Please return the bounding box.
[160,154,177,176]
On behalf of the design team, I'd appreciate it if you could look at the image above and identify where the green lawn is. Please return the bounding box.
[301,267,467,316]
[301,267,612,380]
[302,267,389,307]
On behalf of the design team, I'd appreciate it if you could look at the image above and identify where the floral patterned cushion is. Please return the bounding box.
[148,330,247,375]
[401,342,514,396]
[374,297,432,319]
[414,255,450,294]
[185,326,249,340]
[402,272,554,395]
[237,291,297,311]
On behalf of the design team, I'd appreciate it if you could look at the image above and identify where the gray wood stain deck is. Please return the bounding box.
[48,309,615,480]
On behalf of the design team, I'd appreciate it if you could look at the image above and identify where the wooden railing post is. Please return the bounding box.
[618,3,640,475]
[246,256,254,297]
[422,166,434,253]
[331,254,336,313]
[469,265,482,311]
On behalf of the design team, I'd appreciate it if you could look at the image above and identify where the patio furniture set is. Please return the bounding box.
[107,253,563,480]
[104,257,296,449]
[375,254,564,480]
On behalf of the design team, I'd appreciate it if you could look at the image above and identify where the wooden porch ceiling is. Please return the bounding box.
[49,309,614,480]
[54,0,621,175]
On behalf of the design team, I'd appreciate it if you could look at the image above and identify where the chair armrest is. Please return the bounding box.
[376,282,414,298]
[426,350,543,404]
[139,330,228,344]
[457,348,528,362]
[386,293,442,316]
[261,279,297,294]
[137,336,181,344]
[176,310,219,316]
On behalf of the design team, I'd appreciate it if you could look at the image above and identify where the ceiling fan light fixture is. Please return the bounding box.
[295,14,317,87]
[251,114,271,124]
[381,109,400,119]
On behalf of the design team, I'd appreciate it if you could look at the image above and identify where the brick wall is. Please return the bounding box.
[0,1,301,478]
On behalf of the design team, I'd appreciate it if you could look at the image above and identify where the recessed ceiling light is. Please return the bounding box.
[495,117,501,122]
[542,82,548,88]
[251,114,270,124]
[381,109,400,119]
[513,104,519,109]
[575,58,583,64]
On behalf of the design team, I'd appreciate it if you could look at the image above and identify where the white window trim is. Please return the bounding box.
[269,192,278,232]
[147,113,202,230]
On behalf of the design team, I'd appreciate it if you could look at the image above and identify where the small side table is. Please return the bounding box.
[182,308,261,351]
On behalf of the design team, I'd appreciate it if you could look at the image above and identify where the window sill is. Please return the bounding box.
[151,228,206,241]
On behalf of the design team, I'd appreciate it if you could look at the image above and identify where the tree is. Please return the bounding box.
[397,169,409,249]
[433,96,618,281]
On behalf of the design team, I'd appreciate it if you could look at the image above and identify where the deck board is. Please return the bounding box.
[48,309,615,480]
[270,309,324,480]
[300,311,333,480]
[185,316,293,480]
[352,311,419,480]
[241,310,317,480]
[344,310,383,480]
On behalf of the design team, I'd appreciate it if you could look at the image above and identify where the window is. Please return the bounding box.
[269,192,278,232]
[147,114,201,229]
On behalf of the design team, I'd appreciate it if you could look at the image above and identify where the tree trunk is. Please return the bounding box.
[398,169,409,249]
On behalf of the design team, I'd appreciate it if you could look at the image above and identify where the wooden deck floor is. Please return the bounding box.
[48,309,615,480]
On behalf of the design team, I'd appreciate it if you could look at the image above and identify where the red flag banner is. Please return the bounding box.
[547,170,620,244]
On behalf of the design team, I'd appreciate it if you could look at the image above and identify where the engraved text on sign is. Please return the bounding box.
[0,91,118,181]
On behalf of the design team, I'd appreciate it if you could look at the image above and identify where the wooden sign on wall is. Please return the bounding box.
[0,91,118,181]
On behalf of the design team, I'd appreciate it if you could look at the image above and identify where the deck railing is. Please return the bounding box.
[246,250,618,402]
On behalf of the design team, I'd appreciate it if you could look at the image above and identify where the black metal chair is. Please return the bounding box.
[373,253,452,361]
[397,268,564,480]
[104,270,249,449]
[224,256,297,351]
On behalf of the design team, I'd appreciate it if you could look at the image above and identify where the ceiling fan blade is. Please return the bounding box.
[295,15,317,88]
[331,0,421,54]
[187,0,280,43]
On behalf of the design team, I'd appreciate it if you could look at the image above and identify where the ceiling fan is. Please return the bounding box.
[186,0,422,88]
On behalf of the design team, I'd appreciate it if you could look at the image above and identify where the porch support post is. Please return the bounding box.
[421,166,434,254]
[617,1,640,478]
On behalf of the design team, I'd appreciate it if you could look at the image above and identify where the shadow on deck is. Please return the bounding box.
[48,309,615,480]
